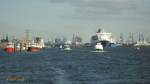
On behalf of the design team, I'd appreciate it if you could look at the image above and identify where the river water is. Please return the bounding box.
[0,47,150,84]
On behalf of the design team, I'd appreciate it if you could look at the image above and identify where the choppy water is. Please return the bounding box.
[0,47,150,84]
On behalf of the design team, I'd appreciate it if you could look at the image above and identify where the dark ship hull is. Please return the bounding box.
[100,40,110,48]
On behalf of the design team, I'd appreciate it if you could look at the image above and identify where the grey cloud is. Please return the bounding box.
[50,0,150,20]
[50,0,143,10]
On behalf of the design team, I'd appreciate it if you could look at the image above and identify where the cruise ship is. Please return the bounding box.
[91,29,115,48]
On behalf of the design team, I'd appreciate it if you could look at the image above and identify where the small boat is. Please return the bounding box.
[135,47,141,50]
[64,44,72,51]
[137,47,140,50]
[5,42,14,53]
[59,45,63,49]
[95,43,103,51]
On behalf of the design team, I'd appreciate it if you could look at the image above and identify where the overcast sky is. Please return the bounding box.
[0,0,150,42]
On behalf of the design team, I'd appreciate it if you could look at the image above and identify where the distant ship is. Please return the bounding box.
[27,37,45,52]
[5,42,14,53]
[64,44,72,50]
[91,29,115,48]
[64,40,72,50]
[134,33,150,47]
[134,41,150,47]
[72,34,82,47]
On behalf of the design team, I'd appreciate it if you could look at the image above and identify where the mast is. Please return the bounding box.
[120,33,124,44]
[141,33,144,42]
[138,33,141,42]
[131,33,134,44]
[25,29,30,43]
[6,34,9,42]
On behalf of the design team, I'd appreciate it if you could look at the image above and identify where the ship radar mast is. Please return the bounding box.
[97,29,101,33]
[97,28,105,33]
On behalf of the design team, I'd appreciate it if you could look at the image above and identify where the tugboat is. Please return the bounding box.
[5,42,14,53]
[27,43,41,52]
[27,37,45,52]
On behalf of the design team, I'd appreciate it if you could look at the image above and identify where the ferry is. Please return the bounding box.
[91,29,115,48]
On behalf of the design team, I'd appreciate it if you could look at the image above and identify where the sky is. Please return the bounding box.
[0,0,150,42]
